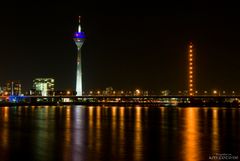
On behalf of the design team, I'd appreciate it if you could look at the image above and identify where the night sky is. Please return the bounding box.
[1,9,240,93]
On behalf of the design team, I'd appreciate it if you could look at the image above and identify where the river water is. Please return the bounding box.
[0,106,239,161]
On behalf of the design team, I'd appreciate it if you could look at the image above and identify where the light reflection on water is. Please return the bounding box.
[212,109,220,153]
[1,107,9,149]
[182,108,201,161]
[0,106,239,161]
[134,106,143,161]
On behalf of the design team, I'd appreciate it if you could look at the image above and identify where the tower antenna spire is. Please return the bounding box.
[78,16,81,32]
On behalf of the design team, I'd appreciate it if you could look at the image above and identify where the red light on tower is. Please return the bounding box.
[188,42,195,96]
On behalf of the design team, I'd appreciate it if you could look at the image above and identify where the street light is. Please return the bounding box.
[213,90,218,96]
[222,91,226,95]
[97,91,100,95]
[135,89,140,96]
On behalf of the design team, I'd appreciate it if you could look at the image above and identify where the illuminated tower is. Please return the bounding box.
[188,42,195,96]
[73,16,85,96]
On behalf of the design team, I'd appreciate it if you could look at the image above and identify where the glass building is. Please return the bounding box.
[33,78,54,96]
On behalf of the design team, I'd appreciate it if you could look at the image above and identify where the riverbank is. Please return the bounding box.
[0,101,239,107]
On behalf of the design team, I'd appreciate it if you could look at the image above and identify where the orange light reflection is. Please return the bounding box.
[63,106,71,161]
[134,107,143,161]
[1,107,9,148]
[182,108,201,161]
[119,107,125,157]
[95,107,101,152]
[212,109,219,153]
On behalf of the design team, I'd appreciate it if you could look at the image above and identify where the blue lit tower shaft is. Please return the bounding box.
[73,17,85,96]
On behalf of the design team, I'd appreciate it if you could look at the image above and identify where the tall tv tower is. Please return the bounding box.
[73,16,85,96]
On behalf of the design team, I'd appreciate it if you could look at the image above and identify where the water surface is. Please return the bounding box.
[0,106,239,161]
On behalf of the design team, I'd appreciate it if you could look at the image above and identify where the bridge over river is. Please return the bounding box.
[0,95,240,107]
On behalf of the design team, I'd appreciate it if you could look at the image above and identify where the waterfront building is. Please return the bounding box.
[0,86,3,95]
[73,16,85,96]
[3,80,21,96]
[33,78,54,96]
[102,87,114,95]
[161,90,170,96]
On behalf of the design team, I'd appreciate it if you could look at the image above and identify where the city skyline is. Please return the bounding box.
[1,15,240,92]
[0,5,239,161]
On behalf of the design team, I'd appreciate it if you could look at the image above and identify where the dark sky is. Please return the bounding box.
[1,8,240,93]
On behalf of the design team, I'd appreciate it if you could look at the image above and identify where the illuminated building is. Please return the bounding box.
[134,89,141,96]
[161,90,170,96]
[3,80,22,96]
[103,87,114,95]
[0,86,3,95]
[188,42,195,96]
[73,16,85,96]
[33,78,54,96]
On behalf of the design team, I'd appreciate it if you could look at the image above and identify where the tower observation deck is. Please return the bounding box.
[73,16,85,96]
